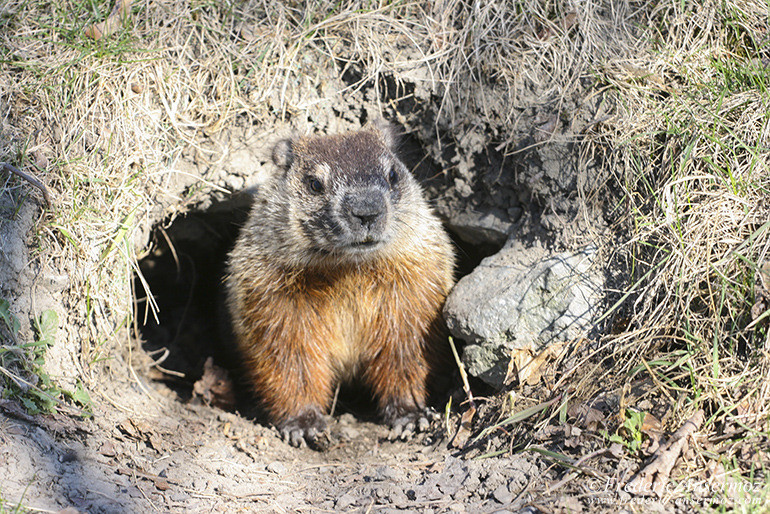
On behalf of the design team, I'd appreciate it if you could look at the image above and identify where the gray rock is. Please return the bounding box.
[446,208,513,246]
[444,244,603,388]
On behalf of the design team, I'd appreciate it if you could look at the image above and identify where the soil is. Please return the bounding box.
[1,372,551,513]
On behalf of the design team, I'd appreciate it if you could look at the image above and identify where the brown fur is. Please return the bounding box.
[225,123,455,442]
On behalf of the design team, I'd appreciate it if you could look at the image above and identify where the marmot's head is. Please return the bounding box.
[270,121,422,265]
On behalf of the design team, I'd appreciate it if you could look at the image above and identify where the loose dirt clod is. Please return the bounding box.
[192,357,236,411]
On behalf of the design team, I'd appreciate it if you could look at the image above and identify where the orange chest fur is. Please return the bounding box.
[241,259,448,379]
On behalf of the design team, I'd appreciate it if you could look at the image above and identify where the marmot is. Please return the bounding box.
[224,121,455,447]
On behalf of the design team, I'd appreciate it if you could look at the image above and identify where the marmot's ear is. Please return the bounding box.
[370,119,400,150]
[272,139,294,169]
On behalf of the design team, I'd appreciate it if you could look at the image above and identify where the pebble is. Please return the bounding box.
[492,483,513,504]
[266,461,287,475]
[335,491,357,510]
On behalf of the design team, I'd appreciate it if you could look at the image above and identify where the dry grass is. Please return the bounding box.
[579,0,770,502]
[0,0,769,506]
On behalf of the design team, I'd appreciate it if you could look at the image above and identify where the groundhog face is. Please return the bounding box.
[271,123,412,260]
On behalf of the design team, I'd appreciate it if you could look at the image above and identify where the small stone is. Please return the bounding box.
[170,490,189,502]
[337,413,357,425]
[492,483,513,504]
[276,492,300,506]
[390,488,409,508]
[32,149,49,169]
[339,426,360,441]
[375,465,400,481]
[266,461,287,475]
[335,492,357,510]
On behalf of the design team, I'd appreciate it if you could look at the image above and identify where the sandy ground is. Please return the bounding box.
[1,371,553,513]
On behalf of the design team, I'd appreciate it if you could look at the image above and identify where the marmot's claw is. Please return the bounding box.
[281,427,307,448]
[278,408,328,448]
[387,408,433,441]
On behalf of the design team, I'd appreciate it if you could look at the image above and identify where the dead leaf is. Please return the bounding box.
[506,347,532,385]
[559,12,578,33]
[640,412,660,431]
[117,418,168,452]
[147,431,166,452]
[153,477,170,491]
[567,402,607,432]
[85,0,132,40]
[98,440,116,457]
[536,12,578,40]
[735,397,754,418]
[533,425,565,441]
[533,113,559,143]
[621,62,665,87]
[510,340,569,386]
[32,149,49,169]
[609,442,625,458]
[564,425,582,448]
[450,406,476,449]
[706,461,726,490]
[118,418,152,439]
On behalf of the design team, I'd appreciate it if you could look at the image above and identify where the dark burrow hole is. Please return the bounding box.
[132,144,504,424]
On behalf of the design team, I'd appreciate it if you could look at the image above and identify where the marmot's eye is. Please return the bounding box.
[307,176,324,194]
[388,167,399,187]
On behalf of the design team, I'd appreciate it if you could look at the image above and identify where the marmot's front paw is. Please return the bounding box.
[278,407,329,449]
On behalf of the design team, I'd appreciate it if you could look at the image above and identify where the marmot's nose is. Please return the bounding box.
[354,211,380,230]
[344,191,386,231]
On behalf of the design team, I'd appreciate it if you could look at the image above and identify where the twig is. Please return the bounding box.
[448,336,474,409]
[547,448,612,492]
[2,162,52,207]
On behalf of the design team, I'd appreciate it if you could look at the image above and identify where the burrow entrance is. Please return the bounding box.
[131,134,506,422]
